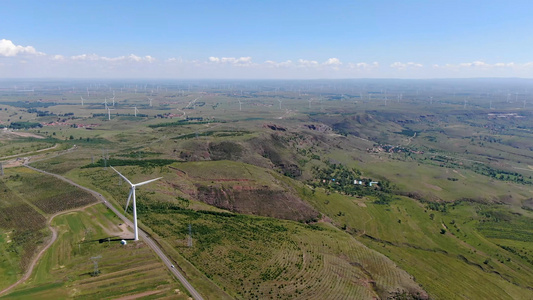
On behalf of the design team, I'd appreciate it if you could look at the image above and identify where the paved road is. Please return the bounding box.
[22,164,204,300]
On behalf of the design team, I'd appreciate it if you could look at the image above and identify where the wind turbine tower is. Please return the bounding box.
[80,96,84,106]
[278,98,283,110]
[107,108,114,120]
[148,97,153,107]
[111,167,162,241]
[134,106,139,117]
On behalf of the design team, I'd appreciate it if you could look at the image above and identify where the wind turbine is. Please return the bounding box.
[107,107,114,120]
[148,97,153,107]
[110,167,162,241]
[80,96,84,106]
[278,98,283,110]
[238,100,242,111]
[134,106,139,117]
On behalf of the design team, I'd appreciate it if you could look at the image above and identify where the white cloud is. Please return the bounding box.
[70,53,155,63]
[348,62,379,69]
[128,54,142,62]
[297,59,319,67]
[264,60,293,68]
[7,39,533,79]
[323,57,342,66]
[0,39,44,57]
[390,62,423,70]
[494,62,515,68]
[71,54,100,61]
[0,39,44,56]
[207,56,253,66]
[436,61,533,70]
[166,57,183,63]
[458,61,489,68]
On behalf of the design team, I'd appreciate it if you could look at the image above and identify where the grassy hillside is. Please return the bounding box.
[0,166,99,291]
[300,185,533,300]
[4,81,533,299]
[140,202,426,299]
[2,205,188,299]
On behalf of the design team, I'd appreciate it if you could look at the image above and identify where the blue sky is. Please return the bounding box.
[1,0,533,78]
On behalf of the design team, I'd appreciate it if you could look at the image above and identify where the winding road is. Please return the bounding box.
[0,163,204,300]
[0,202,99,297]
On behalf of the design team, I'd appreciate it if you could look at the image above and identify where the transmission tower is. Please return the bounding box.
[90,255,102,276]
[187,224,193,248]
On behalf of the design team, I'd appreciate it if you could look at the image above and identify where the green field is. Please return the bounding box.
[2,79,533,299]
[3,205,188,299]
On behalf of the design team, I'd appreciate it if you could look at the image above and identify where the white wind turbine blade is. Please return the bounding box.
[125,188,133,212]
[134,177,163,187]
[110,166,133,186]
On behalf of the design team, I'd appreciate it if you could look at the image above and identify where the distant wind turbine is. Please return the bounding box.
[111,167,162,241]
[107,107,114,120]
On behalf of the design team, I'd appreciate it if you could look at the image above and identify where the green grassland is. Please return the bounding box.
[0,166,102,292]
[0,171,47,290]
[141,204,426,300]
[3,205,188,299]
[300,185,533,300]
[4,167,96,215]
[47,161,426,299]
[3,81,533,299]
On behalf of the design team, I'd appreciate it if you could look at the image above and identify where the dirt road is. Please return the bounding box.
[0,201,99,297]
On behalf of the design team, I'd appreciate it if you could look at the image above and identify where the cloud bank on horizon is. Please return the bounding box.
[2,39,533,79]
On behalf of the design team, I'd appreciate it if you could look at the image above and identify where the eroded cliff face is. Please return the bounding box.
[195,184,318,222]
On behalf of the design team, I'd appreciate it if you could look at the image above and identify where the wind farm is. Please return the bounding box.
[1,78,533,299]
[2,1,533,299]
